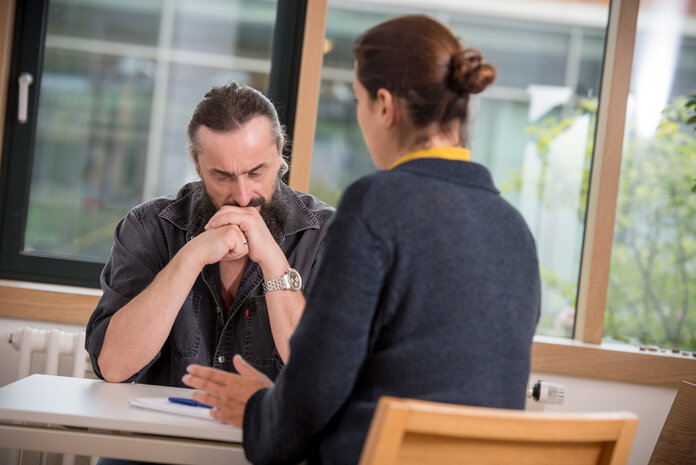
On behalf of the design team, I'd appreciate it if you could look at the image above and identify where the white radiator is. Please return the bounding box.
[8,326,89,380]
[8,326,93,465]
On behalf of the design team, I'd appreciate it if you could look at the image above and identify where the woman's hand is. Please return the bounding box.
[183,355,274,426]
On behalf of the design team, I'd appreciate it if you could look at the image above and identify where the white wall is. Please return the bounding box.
[0,317,676,465]
[527,372,676,465]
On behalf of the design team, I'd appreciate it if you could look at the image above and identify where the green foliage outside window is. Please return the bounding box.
[687,93,696,193]
[516,95,696,350]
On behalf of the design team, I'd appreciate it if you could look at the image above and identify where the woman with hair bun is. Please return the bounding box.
[184,14,540,465]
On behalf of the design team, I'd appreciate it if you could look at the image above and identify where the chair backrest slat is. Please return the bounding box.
[359,396,639,465]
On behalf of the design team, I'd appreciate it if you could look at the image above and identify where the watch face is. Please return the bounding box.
[288,269,302,290]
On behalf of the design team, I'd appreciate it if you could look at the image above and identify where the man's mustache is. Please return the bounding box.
[224,197,266,208]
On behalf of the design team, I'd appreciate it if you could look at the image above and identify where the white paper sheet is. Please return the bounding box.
[129,397,216,421]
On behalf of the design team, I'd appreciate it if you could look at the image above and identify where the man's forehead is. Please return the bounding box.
[196,120,278,166]
[197,115,276,145]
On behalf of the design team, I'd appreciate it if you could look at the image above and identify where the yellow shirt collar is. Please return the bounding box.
[388,147,471,170]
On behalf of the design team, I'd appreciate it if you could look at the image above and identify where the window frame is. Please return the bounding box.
[289,0,641,349]
[0,0,98,287]
[0,0,311,287]
[573,0,638,344]
[0,0,694,387]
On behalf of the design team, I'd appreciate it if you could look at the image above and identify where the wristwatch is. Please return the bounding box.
[262,268,302,293]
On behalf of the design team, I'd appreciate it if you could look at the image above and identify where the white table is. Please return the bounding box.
[0,374,248,464]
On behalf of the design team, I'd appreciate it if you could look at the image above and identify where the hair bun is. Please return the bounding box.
[449,48,497,95]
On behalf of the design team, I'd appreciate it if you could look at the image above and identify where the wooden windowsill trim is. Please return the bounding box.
[0,281,100,325]
[1,283,693,387]
[532,336,696,388]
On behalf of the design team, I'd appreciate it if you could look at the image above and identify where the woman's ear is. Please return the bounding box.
[375,88,398,128]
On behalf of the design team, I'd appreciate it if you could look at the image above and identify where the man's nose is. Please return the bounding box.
[232,178,252,207]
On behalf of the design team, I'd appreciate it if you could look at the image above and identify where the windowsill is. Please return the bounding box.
[0,279,101,324]
[0,280,693,388]
[532,335,695,388]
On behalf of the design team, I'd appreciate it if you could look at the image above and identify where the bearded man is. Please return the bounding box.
[86,82,335,386]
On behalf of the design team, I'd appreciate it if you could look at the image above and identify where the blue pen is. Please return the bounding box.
[168,397,212,409]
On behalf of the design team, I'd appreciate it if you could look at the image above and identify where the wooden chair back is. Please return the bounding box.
[359,396,639,465]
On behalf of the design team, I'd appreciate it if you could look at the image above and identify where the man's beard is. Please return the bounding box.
[195,180,289,244]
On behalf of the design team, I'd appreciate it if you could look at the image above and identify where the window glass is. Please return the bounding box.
[172,0,275,57]
[24,0,277,261]
[46,0,161,45]
[310,0,609,338]
[606,0,696,351]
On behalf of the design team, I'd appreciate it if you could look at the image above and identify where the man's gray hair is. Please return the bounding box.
[187,82,289,177]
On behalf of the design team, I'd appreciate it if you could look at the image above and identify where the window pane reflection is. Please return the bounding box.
[310,0,610,339]
[606,0,696,351]
[24,0,277,261]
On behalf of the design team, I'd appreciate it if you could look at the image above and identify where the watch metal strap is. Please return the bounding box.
[262,275,289,293]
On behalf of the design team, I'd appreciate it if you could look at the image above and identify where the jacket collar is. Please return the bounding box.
[393,157,500,195]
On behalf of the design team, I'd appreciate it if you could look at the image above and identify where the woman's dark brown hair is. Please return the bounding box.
[353,14,496,146]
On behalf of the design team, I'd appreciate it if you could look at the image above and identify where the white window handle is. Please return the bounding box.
[18,72,34,124]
